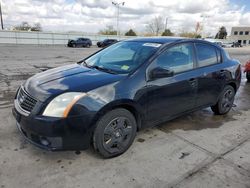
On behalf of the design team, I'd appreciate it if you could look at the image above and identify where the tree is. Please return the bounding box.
[125,29,137,36]
[146,16,164,36]
[31,23,42,31]
[215,26,227,39]
[99,25,117,35]
[179,32,201,38]
[13,22,42,31]
[162,29,174,36]
[14,21,31,31]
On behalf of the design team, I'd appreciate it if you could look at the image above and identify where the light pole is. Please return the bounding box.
[201,14,210,39]
[0,1,3,30]
[164,17,168,31]
[112,1,125,39]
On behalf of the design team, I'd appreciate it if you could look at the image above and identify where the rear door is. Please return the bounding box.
[194,43,225,107]
[146,42,198,124]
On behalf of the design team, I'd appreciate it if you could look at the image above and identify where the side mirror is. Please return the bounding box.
[149,67,174,80]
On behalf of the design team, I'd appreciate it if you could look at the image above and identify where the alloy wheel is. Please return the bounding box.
[220,88,234,113]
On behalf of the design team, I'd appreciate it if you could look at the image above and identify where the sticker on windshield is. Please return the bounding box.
[143,43,162,48]
[121,65,130,70]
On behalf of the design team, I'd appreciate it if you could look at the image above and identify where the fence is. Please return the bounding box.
[0,30,136,45]
[1,30,247,46]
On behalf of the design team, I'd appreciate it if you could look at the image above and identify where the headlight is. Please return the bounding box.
[43,92,86,117]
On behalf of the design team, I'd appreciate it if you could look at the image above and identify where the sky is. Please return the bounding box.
[1,0,250,36]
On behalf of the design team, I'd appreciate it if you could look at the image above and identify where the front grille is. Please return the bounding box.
[17,87,37,113]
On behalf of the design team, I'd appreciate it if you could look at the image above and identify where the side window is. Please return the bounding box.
[196,43,218,67]
[155,43,194,74]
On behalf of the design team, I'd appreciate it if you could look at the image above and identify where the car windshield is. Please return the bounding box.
[84,41,161,74]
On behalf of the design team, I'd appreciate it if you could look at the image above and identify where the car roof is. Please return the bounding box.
[125,37,217,45]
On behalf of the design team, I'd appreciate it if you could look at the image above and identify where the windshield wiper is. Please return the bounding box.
[90,65,117,74]
[82,60,91,67]
[81,61,117,74]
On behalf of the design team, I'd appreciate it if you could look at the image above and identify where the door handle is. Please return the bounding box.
[189,78,197,87]
[220,70,226,76]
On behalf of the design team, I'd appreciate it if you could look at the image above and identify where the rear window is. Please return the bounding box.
[196,43,218,67]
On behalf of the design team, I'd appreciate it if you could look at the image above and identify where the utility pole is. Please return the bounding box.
[112,1,125,39]
[0,1,3,30]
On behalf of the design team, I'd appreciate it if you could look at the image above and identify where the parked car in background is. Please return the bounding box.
[97,39,118,48]
[13,37,241,158]
[221,41,242,48]
[244,60,250,81]
[67,38,92,48]
[222,41,234,48]
[232,41,242,48]
[213,41,223,47]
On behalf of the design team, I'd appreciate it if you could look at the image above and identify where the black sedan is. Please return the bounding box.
[67,38,92,48]
[97,39,118,48]
[13,37,241,158]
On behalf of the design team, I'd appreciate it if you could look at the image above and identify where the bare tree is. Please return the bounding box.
[31,23,42,31]
[146,16,164,36]
[99,25,117,35]
[13,22,42,31]
[13,22,31,31]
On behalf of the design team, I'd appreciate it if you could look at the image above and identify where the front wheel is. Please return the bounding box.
[93,108,137,158]
[246,71,250,82]
[211,85,235,115]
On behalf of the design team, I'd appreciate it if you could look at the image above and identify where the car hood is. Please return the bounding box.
[24,64,125,102]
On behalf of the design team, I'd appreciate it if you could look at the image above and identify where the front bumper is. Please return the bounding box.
[12,105,94,151]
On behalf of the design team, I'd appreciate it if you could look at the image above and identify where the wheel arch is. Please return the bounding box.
[227,82,237,92]
[91,100,144,131]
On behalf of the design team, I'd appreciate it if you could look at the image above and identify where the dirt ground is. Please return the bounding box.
[0,44,250,188]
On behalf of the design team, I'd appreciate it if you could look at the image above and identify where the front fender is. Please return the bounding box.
[69,92,145,131]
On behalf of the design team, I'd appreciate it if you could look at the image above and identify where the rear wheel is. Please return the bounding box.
[86,44,90,48]
[246,71,250,82]
[93,108,137,158]
[211,85,235,115]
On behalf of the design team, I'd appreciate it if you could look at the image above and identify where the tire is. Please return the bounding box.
[211,85,235,115]
[247,72,250,82]
[93,108,137,158]
[86,44,90,48]
[72,44,76,48]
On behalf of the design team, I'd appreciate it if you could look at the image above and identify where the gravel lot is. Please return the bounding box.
[0,44,250,188]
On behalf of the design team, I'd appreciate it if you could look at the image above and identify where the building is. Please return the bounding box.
[231,27,250,46]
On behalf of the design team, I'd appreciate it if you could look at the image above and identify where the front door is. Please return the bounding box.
[146,43,197,125]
